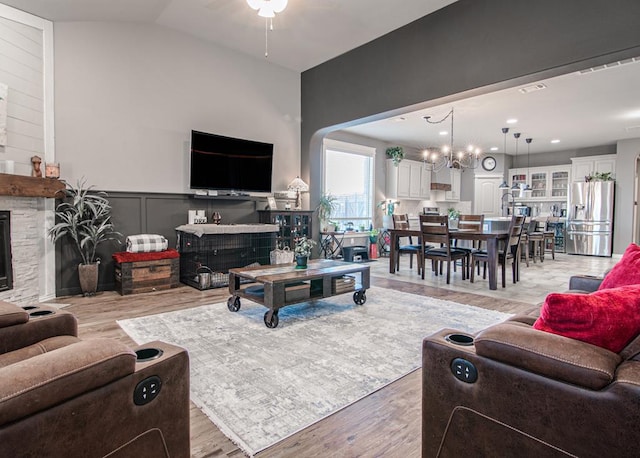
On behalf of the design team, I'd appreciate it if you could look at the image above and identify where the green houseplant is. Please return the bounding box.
[386,146,405,166]
[294,236,317,269]
[49,179,121,295]
[316,193,338,231]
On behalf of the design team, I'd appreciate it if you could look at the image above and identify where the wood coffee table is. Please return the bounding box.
[227,259,370,328]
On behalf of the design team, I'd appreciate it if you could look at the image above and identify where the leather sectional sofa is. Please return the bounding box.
[422,244,640,457]
[0,301,190,457]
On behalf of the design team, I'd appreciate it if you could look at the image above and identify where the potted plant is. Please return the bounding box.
[377,199,397,229]
[386,146,405,166]
[316,193,338,231]
[448,208,460,230]
[294,236,317,269]
[48,179,121,296]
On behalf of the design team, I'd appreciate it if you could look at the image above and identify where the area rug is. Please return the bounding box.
[117,286,510,456]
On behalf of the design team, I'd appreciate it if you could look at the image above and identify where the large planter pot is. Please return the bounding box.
[78,262,99,296]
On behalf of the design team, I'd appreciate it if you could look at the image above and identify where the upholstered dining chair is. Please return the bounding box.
[418,214,468,284]
[393,214,422,274]
[471,215,525,287]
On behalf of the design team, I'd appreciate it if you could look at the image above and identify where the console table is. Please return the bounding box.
[176,223,278,290]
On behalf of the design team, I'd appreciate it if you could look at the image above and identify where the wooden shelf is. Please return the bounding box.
[430,182,452,191]
[0,173,65,198]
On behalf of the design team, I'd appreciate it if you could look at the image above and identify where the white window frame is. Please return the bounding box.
[322,139,376,229]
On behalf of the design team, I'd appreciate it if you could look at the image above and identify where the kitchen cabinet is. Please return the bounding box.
[445,169,461,201]
[508,165,570,201]
[570,154,616,182]
[386,159,430,200]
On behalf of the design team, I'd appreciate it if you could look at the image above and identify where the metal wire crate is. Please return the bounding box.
[177,230,276,290]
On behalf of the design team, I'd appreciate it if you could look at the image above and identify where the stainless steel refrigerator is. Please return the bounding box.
[566,181,615,256]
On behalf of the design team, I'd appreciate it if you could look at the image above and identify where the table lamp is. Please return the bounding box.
[288,176,309,210]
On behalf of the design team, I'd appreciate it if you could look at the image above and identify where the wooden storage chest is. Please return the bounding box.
[113,250,180,295]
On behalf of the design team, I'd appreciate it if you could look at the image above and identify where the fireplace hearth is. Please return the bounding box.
[0,211,12,291]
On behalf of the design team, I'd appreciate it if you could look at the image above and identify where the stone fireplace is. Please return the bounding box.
[0,196,53,305]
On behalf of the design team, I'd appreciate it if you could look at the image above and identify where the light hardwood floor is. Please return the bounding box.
[49,253,615,457]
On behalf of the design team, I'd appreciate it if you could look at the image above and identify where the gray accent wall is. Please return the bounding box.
[301,0,640,254]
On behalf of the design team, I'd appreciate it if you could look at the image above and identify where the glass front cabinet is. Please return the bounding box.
[508,165,570,200]
[258,210,314,249]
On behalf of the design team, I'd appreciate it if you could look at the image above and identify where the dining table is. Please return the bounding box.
[388,228,510,290]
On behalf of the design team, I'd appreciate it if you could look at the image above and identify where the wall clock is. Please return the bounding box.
[482,156,497,171]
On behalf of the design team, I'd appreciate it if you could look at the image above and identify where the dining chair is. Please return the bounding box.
[392,214,422,273]
[418,214,468,284]
[471,215,525,287]
[456,214,485,275]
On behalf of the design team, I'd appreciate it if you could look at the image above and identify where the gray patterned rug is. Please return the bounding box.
[117,286,510,456]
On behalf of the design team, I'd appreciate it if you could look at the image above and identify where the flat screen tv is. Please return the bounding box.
[190,130,274,193]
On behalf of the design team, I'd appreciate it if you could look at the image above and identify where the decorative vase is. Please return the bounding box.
[449,218,459,230]
[295,255,308,269]
[78,262,99,296]
[382,215,393,229]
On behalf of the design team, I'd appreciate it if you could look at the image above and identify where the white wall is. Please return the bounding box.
[614,138,640,254]
[0,5,56,302]
[54,22,300,194]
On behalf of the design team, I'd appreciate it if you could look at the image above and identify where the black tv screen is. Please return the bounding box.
[190,130,274,193]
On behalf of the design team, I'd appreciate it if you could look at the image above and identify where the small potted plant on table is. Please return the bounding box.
[294,236,317,269]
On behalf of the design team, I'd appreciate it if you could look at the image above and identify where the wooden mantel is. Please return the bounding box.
[0,173,65,198]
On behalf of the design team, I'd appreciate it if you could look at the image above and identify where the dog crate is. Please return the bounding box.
[177,228,276,290]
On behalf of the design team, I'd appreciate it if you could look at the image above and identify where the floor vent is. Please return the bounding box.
[518,83,547,94]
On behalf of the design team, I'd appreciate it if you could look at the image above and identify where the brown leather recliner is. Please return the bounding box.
[0,301,190,458]
[422,276,640,458]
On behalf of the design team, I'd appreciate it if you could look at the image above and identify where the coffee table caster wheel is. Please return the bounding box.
[264,310,279,328]
[353,290,366,305]
[227,296,241,312]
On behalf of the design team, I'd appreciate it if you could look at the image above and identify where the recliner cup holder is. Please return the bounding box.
[136,348,164,362]
[22,306,39,310]
[29,310,55,317]
[445,333,474,346]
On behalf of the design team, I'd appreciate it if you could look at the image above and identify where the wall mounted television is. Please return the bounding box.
[190,130,274,193]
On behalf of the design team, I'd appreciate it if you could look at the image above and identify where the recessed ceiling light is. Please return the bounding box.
[506,118,518,124]
[439,131,448,136]
[551,139,561,144]
[490,147,498,151]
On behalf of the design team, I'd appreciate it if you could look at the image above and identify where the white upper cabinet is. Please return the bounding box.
[386,159,430,200]
[571,154,616,182]
[508,165,571,201]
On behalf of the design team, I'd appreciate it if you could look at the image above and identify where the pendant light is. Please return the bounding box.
[511,132,521,190]
[498,127,510,189]
[523,138,533,192]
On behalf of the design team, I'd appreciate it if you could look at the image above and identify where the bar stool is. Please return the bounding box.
[543,216,558,260]
[520,218,544,266]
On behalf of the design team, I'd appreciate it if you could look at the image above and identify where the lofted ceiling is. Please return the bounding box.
[4,0,640,155]
[3,0,457,72]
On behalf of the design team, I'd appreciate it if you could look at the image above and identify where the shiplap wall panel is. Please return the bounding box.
[0,14,44,167]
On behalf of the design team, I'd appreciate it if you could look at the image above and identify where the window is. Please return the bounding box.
[323,139,375,231]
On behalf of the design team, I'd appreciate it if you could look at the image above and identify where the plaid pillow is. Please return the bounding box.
[126,234,168,253]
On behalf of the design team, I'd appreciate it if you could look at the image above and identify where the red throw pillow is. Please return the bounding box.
[533,284,640,353]
[599,243,640,290]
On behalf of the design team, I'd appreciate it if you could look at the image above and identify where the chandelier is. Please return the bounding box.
[246,0,288,57]
[422,108,481,172]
